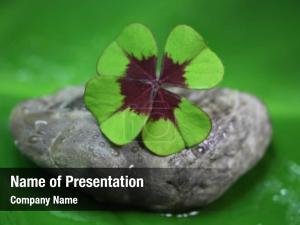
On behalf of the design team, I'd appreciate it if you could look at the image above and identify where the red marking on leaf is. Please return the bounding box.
[126,55,156,81]
[119,78,153,115]
[150,88,180,122]
[159,55,188,87]
[118,55,187,122]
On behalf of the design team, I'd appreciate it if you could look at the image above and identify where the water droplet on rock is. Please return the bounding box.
[93,134,100,139]
[197,146,204,153]
[37,130,46,135]
[34,120,48,126]
[67,125,75,133]
[99,141,105,147]
[131,146,139,153]
[34,120,48,135]
[137,154,143,162]
[28,136,39,144]
[111,148,119,156]
[228,122,235,131]
[88,145,95,151]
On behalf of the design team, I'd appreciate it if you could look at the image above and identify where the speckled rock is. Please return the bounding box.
[10,86,271,212]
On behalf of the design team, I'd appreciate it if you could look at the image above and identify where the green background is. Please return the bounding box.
[0,0,300,224]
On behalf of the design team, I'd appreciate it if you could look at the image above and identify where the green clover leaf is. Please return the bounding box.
[84,23,224,156]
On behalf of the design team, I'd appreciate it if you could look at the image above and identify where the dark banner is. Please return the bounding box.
[0,168,209,211]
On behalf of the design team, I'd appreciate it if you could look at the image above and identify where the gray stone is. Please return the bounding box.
[10,86,271,212]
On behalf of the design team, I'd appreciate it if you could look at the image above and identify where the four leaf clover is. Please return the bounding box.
[84,23,224,156]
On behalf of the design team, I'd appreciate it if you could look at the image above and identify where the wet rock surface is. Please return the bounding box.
[10,86,272,211]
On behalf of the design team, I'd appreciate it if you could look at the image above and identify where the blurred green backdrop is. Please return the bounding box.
[0,0,300,224]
